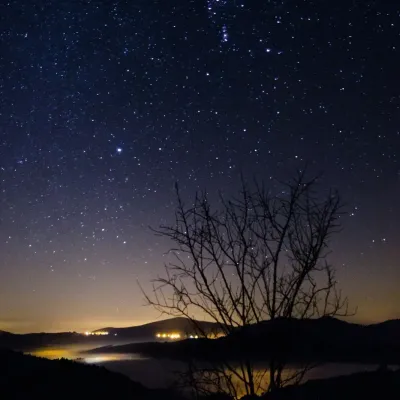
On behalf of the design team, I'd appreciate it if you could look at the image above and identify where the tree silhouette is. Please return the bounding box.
[143,170,351,398]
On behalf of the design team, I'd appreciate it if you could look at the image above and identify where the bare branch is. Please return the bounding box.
[141,170,353,398]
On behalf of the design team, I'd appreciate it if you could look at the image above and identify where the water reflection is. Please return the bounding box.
[28,344,146,363]
[84,353,147,364]
[27,345,390,397]
[29,346,84,360]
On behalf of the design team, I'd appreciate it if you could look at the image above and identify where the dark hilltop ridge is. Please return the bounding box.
[87,317,400,365]
[0,317,224,351]
[0,330,105,351]
[93,316,223,338]
[2,316,400,366]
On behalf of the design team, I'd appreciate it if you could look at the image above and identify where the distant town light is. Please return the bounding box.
[156,332,181,340]
[83,331,109,336]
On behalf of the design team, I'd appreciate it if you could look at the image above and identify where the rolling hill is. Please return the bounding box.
[88,317,400,365]
[0,331,116,351]
[93,317,224,339]
[0,317,224,351]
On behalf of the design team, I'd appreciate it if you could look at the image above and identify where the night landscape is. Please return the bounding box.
[0,0,399,399]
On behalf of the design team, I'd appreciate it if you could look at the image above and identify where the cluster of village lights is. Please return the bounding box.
[84,331,109,336]
[155,332,199,340]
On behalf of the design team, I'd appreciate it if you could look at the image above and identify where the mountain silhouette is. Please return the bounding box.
[0,317,224,351]
[87,317,400,365]
[94,317,224,338]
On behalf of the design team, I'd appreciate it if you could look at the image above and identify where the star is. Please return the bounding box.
[0,0,398,335]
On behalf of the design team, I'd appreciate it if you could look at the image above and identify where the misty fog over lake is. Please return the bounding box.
[27,342,390,395]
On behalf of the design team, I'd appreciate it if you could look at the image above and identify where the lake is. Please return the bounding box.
[27,344,391,395]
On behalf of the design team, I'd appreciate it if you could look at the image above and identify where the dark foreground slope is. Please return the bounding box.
[0,350,183,400]
[264,368,400,400]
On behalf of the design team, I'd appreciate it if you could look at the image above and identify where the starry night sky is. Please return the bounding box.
[0,0,399,333]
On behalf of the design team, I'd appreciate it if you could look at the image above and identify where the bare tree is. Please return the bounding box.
[143,170,351,398]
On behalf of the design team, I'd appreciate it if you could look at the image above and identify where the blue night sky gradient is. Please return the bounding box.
[0,0,399,332]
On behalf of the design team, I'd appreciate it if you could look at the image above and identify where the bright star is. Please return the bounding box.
[116,147,123,154]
